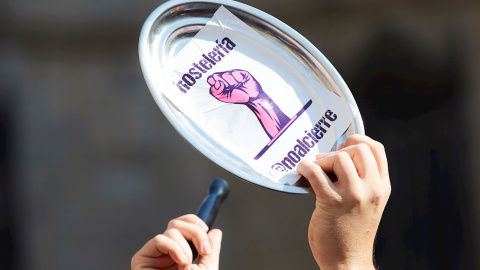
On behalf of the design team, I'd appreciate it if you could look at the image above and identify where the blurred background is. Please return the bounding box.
[1,0,479,269]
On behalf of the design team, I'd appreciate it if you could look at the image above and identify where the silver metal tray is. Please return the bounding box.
[139,0,364,194]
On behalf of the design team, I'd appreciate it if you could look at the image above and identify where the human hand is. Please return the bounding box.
[131,214,222,270]
[297,135,391,270]
[207,69,264,104]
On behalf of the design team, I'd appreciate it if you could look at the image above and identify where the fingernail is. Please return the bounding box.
[202,239,212,255]
[338,142,346,149]
[214,81,220,89]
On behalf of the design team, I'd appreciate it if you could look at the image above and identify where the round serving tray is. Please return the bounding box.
[139,0,364,194]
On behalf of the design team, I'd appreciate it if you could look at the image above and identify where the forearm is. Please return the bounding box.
[309,215,377,270]
[246,95,290,138]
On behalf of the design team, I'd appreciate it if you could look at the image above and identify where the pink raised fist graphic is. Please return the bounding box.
[207,69,261,104]
[207,69,291,139]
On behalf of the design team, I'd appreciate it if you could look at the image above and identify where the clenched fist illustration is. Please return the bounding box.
[207,69,291,139]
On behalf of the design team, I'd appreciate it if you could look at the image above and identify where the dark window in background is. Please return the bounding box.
[348,27,475,269]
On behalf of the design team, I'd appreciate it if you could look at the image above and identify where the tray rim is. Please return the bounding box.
[139,0,364,194]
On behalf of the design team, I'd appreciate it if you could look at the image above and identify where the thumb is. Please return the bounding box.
[195,229,222,270]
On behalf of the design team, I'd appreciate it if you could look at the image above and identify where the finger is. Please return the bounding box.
[196,229,223,270]
[297,159,337,196]
[207,76,215,86]
[131,255,176,270]
[206,75,221,90]
[330,143,379,180]
[212,73,229,88]
[137,234,189,265]
[341,135,389,179]
[170,214,209,232]
[231,69,247,83]
[208,73,227,95]
[164,228,194,263]
[315,152,330,160]
[221,71,238,86]
[167,219,211,256]
[314,151,360,190]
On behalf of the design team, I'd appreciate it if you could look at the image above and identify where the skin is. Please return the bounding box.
[131,214,222,270]
[297,134,391,270]
[131,135,390,270]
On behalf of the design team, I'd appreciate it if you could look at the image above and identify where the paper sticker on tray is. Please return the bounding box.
[159,6,358,185]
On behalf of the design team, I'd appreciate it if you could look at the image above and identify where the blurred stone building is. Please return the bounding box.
[0,0,479,269]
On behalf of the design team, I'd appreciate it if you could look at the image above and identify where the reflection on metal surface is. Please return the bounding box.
[139,0,364,194]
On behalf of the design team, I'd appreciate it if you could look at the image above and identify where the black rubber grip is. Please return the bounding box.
[189,178,229,261]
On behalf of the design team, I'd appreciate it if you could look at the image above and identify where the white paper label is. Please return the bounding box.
[158,6,358,185]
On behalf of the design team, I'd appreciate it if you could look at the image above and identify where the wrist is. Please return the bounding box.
[246,96,276,116]
[246,96,290,138]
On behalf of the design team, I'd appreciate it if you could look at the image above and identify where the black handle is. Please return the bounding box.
[189,179,230,261]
